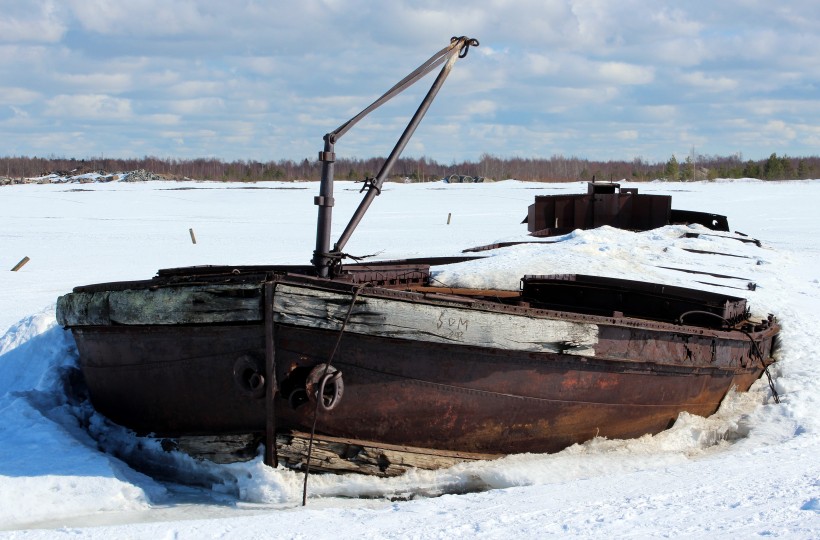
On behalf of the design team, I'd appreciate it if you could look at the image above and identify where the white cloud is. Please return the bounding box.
[741,99,820,117]
[167,98,225,115]
[145,114,181,125]
[0,87,40,105]
[220,121,256,144]
[463,100,497,117]
[243,100,269,113]
[238,57,282,77]
[27,130,90,152]
[597,62,654,85]
[551,86,620,106]
[0,1,66,43]
[763,120,797,141]
[142,70,183,88]
[739,29,780,61]
[169,81,227,98]
[160,128,218,140]
[680,72,738,92]
[295,113,330,128]
[651,38,710,67]
[9,106,29,119]
[649,7,703,37]
[56,73,133,93]
[615,130,639,140]
[527,53,560,76]
[65,0,213,36]
[642,105,678,120]
[0,45,51,67]
[45,94,133,119]
[802,125,820,147]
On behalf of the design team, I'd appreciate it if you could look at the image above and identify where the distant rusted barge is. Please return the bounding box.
[56,37,779,477]
[524,180,730,237]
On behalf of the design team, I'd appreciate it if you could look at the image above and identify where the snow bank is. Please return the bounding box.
[0,311,164,530]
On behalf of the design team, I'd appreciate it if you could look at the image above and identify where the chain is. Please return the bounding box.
[742,330,780,404]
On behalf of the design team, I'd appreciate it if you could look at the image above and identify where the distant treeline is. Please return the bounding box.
[2,152,818,182]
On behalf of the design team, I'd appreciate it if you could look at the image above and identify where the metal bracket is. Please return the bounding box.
[359,177,381,194]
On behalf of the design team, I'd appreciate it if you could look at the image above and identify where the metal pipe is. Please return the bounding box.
[313,135,336,277]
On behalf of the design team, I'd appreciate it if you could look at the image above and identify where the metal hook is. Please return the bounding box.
[451,36,480,58]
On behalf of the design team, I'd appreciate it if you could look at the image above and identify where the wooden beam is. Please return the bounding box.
[273,283,599,355]
[57,283,263,326]
[276,431,500,477]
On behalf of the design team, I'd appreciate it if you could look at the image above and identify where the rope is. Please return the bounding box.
[301,283,369,506]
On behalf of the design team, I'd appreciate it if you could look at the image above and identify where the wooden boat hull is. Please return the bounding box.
[62,274,778,458]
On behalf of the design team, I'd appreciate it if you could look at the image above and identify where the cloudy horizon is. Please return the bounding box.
[1,1,818,164]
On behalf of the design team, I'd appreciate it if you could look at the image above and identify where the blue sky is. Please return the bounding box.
[2,1,819,164]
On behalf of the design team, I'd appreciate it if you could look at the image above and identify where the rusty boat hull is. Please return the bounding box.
[57,264,779,466]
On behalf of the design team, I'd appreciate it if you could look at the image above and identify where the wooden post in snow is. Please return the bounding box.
[11,256,30,271]
[447,213,452,225]
[189,228,197,244]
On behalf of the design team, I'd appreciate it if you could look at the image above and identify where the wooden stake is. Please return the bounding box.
[189,228,197,244]
[11,256,30,272]
[447,212,452,225]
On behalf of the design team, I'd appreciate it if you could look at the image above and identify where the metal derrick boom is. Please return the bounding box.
[312,36,479,277]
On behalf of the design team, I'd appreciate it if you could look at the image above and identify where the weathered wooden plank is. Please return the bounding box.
[276,431,498,476]
[273,284,599,355]
[58,283,263,326]
[171,432,497,476]
[175,434,261,464]
[57,290,111,326]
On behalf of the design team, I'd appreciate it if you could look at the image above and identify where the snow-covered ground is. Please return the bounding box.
[0,179,818,538]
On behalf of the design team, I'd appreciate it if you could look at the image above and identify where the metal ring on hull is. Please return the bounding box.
[306,364,344,412]
[232,354,266,399]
